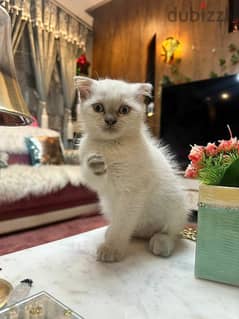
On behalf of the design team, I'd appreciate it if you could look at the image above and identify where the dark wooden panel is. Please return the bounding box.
[91,0,239,136]
[91,0,154,82]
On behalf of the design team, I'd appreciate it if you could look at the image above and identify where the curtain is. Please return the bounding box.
[10,0,31,54]
[47,63,65,132]
[1,0,90,139]
[58,10,88,143]
[27,0,58,121]
[1,0,31,54]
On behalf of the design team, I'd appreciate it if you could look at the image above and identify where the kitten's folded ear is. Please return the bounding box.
[74,76,96,101]
[135,83,153,102]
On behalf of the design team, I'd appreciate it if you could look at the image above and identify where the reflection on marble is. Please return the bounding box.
[1,227,239,319]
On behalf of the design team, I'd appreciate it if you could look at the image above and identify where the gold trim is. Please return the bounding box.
[181,227,197,241]
[0,278,13,308]
[199,184,239,208]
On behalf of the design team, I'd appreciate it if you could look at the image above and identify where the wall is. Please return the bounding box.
[90,0,239,136]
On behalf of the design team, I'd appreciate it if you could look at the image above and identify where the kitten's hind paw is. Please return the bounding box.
[97,242,125,263]
[149,233,175,257]
[87,154,107,175]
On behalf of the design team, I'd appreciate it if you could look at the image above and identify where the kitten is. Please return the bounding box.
[75,77,188,262]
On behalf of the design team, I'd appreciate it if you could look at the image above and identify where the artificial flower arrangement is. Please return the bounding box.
[76,54,90,76]
[185,126,239,187]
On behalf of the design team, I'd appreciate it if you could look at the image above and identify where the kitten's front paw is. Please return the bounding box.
[87,154,107,175]
[97,242,125,263]
[149,233,175,257]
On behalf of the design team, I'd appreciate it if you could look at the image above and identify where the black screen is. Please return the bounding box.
[145,34,156,99]
[229,0,239,32]
[160,74,239,169]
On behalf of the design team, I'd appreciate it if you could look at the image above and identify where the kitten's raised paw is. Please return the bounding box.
[149,233,175,257]
[87,154,106,175]
[97,242,125,263]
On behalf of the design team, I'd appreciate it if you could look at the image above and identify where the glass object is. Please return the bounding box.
[0,279,13,308]
[0,291,84,319]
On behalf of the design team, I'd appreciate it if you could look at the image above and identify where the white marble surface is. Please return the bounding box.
[1,227,239,319]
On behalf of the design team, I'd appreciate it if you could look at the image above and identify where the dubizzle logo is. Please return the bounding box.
[200,1,207,10]
[168,2,228,23]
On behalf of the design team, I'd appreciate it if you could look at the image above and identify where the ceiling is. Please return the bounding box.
[56,0,111,26]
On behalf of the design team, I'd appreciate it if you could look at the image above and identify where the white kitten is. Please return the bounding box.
[75,77,188,262]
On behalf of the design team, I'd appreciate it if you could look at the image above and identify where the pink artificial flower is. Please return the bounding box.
[218,137,238,153]
[205,142,218,156]
[188,145,204,165]
[77,54,87,65]
[184,164,198,178]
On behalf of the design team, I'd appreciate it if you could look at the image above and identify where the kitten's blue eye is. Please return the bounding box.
[119,105,131,115]
[92,103,104,113]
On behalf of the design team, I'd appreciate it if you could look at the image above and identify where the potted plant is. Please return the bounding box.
[185,126,239,286]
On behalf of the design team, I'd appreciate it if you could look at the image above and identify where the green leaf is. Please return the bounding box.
[199,167,225,185]
[220,158,239,187]
[160,75,173,86]
[210,71,218,78]
[170,64,179,75]
[184,76,192,82]
[231,53,239,65]
[229,43,237,52]
[219,58,226,66]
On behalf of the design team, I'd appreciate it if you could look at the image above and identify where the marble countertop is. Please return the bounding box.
[1,227,238,319]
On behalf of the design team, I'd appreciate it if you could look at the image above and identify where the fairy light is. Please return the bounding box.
[221,92,230,100]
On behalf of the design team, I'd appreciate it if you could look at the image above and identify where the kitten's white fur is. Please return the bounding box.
[75,77,188,262]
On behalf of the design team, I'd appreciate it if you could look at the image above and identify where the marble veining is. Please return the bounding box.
[1,227,238,319]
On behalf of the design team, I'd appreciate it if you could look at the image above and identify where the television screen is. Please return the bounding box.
[160,74,239,170]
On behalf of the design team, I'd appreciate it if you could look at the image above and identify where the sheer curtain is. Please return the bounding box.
[58,11,88,143]
[1,0,90,139]
[2,0,31,54]
[10,0,31,54]
[27,0,58,122]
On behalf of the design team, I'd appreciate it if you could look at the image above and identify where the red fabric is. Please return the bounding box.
[8,154,31,165]
[0,184,98,221]
[0,215,107,255]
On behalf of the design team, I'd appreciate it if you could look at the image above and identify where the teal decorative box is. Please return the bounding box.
[195,184,239,286]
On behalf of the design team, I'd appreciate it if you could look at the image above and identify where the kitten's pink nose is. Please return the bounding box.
[104,115,117,126]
